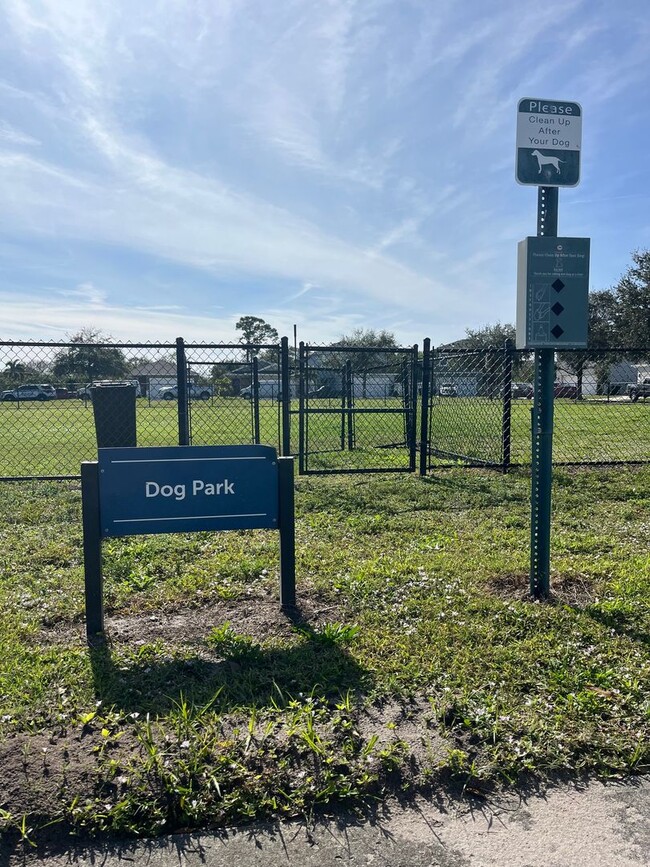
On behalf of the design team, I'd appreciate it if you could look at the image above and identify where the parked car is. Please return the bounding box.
[77,380,140,399]
[554,382,578,399]
[157,383,213,401]
[628,377,650,402]
[512,382,534,399]
[240,381,282,400]
[438,384,458,397]
[55,387,76,399]
[1,383,56,401]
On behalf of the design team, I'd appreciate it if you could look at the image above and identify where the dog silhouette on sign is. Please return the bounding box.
[531,150,564,174]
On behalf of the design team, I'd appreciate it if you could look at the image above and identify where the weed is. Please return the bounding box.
[206,623,262,661]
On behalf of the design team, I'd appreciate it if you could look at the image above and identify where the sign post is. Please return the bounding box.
[515,98,588,599]
[82,445,296,638]
[530,190,558,600]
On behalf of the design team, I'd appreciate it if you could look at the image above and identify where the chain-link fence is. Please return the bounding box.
[426,346,508,468]
[0,339,285,480]
[509,348,650,466]
[0,341,181,479]
[185,342,283,450]
[423,343,650,470]
[297,343,418,474]
[2,339,648,480]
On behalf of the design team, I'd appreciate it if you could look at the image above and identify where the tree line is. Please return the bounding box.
[3,249,646,392]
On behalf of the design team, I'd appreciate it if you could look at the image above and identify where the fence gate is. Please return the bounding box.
[426,345,511,470]
[297,343,418,474]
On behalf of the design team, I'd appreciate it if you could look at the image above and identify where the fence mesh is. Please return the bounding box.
[428,348,508,467]
[425,345,650,469]
[298,343,417,473]
[185,343,282,449]
[0,342,180,479]
[510,348,650,466]
[1,340,648,480]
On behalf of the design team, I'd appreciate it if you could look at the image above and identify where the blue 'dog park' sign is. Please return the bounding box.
[98,445,279,537]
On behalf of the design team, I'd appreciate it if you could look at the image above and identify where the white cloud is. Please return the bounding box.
[0,120,40,146]
[0,127,473,319]
[1,0,649,348]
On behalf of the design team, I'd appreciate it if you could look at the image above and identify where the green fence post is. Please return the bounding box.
[280,337,291,456]
[409,344,418,472]
[252,356,260,445]
[501,338,513,474]
[419,338,431,476]
[346,360,354,450]
[298,342,306,474]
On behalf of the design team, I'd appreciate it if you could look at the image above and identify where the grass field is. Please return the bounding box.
[0,465,649,841]
[0,395,648,478]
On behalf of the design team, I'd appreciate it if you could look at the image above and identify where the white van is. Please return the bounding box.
[240,381,282,400]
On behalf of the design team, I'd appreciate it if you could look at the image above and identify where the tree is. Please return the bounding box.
[235,316,279,363]
[52,328,128,384]
[4,360,25,382]
[331,328,399,398]
[444,323,518,398]
[587,290,618,349]
[578,252,650,393]
[610,249,650,349]
[460,322,516,351]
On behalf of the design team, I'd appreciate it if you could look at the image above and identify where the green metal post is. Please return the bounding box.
[252,356,260,445]
[530,187,558,598]
[298,342,305,474]
[409,344,418,472]
[81,461,103,639]
[419,338,431,476]
[501,339,513,474]
[278,456,296,610]
[346,360,354,450]
[280,336,291,456]
[340,365,346,451]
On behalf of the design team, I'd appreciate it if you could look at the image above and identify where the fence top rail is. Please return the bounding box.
[435,346,507,356]
[436,345,649,356]
[185,342,281,351]
[0,340,283,351]
[531,347,650,355]
[304,344,417,354]
[0,341,179,350]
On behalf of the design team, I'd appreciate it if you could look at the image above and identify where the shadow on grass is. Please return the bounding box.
[585,607,650,648]
[88,608,372,716]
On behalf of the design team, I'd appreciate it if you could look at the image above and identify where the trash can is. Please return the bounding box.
[91,385,137,448]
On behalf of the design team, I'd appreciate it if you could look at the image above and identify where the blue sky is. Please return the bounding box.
[1,0,649,346]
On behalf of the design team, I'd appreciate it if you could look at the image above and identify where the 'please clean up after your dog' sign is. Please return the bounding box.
[516,98,582,187]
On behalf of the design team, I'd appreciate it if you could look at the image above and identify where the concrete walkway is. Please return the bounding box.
[5,777,650,866]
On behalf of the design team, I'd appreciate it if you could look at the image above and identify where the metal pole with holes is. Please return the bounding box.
[530,187,558,598]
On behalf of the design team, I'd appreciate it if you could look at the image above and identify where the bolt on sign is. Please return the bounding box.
[516,236,590,350]
[516,98,582,187]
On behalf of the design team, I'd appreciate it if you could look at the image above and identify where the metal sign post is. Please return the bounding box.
[530,188,557,598]
[515,97,588,600]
